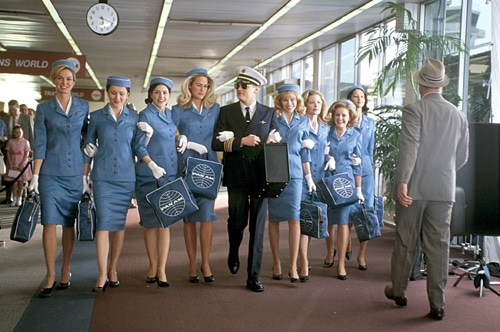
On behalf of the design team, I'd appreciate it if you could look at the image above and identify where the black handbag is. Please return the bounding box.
[146,177,199,228]
[299,193,329,239]
[351,203,381,242]
[184,156,223,199]
[76,192,97,241]
[317,171,358,209]
[10,191,40,243]
[256,143,290,197]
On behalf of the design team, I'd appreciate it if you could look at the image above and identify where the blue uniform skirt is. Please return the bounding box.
[135,175,167,228]
[327,204,352,225]
[39,174,82,227]
[184,195,216,222]
[268,178,301,222]
[93,180,135,231]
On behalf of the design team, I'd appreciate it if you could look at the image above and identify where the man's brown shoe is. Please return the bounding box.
[429,307,445,320]
[384,285,407,307]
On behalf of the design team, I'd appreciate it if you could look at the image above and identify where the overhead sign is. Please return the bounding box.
[40,87,104,102]
[0,51,86,78]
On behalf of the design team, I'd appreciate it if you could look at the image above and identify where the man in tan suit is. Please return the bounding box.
[385,59,469,320]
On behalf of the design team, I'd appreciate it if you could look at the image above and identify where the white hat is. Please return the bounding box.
[235,66,267,86]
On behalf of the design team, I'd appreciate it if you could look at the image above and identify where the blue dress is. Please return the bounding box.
[172,103,220,222]
[34,96,89,226]
[85,104,147,231]
[300,119,330,201]
[353,114,375,208]
[135,103,179,228]
[326,127,362,225]
[268,113,309,222]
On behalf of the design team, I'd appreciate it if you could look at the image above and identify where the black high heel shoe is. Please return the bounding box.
[157,279,169,288]
[146,275,157,284]
[56,272,71,290]
[39,282,56,298]
[109,280,120,288]
[201,267,214,283]
[289,273,299,283]
[189,275,200,283]
[92,280,109,293]
[299,275,309,282]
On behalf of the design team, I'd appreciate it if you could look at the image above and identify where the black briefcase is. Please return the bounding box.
[257,143,289,198]
[10,191,40,243]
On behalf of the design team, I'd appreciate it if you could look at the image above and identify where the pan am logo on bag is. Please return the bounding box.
[333,177,354,199]
[191,164,216,189]
[158,190,186,217]
[300,209,313,232]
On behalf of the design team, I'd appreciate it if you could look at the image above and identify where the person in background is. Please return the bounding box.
[84,76,147,292]
[385,59,469,320]
[325,99,363,280]
[29,59,90,297]
[299,90,331,277]
[212,66,279,292]
[20,104,29,115]
[4,125,31,206]
[28,108,36,120]
[267,84,309,283]
[172,68,220,284]
[135,77,178,288]
[346,85,375,271]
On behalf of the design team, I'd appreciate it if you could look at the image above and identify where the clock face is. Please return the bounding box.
[86,3,119,36]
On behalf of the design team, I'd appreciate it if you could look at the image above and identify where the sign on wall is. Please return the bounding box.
[40,87,104,102]
[0,51,86,78]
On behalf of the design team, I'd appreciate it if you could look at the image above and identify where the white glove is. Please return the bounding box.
[137,122,154,138]
[305,174,316,193]
[187,142,208,154]
[177,135,188,153]
[351,154,361,166]
[29,174,39,194]
[147,160,166,179]
[267,129,282,143]
[216,131,234,142]
[356,187,365,203]
[83,176,90,194]
[324,156,336,171]
[83,143,98,157]
[301,139,315,150]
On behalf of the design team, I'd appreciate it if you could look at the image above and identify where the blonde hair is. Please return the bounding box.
[327,100,359,128]
[273,90,305,117]
[302,90,330,124]
[176,73,217,109]
[50,65,76,82]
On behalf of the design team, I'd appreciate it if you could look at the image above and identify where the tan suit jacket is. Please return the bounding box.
[395,92,469,202]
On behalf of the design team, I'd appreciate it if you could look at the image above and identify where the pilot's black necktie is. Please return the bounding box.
[245,106,251,123]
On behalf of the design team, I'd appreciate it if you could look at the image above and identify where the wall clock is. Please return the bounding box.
[86,1,119,36]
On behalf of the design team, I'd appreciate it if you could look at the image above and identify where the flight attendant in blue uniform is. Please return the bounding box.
[212,66,279,292]
[325,99,364,280]
[346,85,376,271]
[29,59,90,297]
[135,77,178,288]
[84,76,147,292]
[267,84,309,283]
[299,90,331,279]
[172,68,220,284]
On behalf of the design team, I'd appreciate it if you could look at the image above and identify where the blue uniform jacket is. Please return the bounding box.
[300,120,330,183]
[171,103,220,164]
[34,96,89,176]
[276,112,309,179]
[85,104,147,182]
[326,127,362,179]
[354,114,376,207]
[135,103,178,181]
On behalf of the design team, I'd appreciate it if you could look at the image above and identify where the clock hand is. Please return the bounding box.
[99,16,115,26]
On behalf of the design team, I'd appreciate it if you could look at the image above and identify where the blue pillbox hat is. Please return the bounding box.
[52,59,76,70]
[150,77,173,90]
[342,99,356,110]
[277,84,300,94]
[107,75,131,88]
[186,68,208,77]
[346,85,365,96]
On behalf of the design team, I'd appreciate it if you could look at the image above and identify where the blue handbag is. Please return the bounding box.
[317,171,358,209]
[10,191,39,243]
[184,156,223,200]
[146,177,199,228]
[351,203,381,242]
[299,193,329,239]
[375,195,384,227]
[76,192,97,241]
